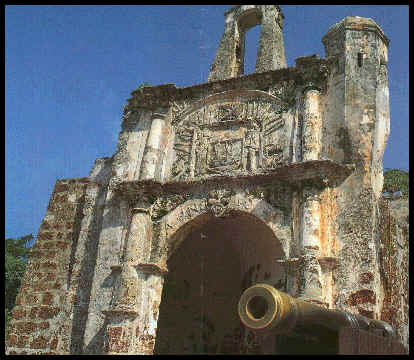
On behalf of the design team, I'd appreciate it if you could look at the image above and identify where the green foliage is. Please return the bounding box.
[137,82,151,91]
[383,168,409,198]
[5,308,10,340]
[5,234,33,336]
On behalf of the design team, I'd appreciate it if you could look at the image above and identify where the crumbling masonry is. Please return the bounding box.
[6,5,408,354]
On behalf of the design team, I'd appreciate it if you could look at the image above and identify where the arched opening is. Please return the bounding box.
[154,211,285,354]
[243,25,261,75]
[237,8,262,75]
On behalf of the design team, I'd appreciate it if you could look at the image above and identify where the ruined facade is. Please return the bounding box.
[6,5,408,355]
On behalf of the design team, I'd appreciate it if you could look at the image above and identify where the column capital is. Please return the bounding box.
[302,83,321,94]
[131,206,151,214]
[151,112,167,120]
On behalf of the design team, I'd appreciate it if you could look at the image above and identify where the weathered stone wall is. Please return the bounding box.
[6,178,90,354]
[378,198,409,349]
[6,8,406,356]
[208,5,286,82]
[321,17,393,333]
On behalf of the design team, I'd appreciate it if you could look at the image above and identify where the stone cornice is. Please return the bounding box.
[322,16,389,46]
[116,160,353,201]
[126,59,329,112]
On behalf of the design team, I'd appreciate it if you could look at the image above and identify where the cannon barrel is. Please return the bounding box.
[238,284,394,338]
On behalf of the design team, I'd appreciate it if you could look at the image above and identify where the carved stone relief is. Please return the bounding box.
[207,188,235,217]
[150,193,192,221]
[170,89,296,181]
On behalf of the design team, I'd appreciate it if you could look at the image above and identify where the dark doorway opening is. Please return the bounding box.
[154,212,285,354]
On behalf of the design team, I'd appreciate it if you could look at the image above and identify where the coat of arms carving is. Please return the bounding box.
[170,89,293,181]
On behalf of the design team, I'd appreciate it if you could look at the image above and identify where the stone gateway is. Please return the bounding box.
[6,5,408,355]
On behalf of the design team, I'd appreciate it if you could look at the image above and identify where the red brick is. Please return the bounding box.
[15,294,23,306]
[33,272,44,280]
[30,306,40,318]
[37,231,54,241]
[42,241,55,249]
[70,294,79,305]
[42,293,54,305]
[38,321,50,330]
[31,335,48,349]
[54,193,68,203]
[57,241,69,249]
[347,289,376,306]
[14,321,37,333]
[107,326,123,339]
[24,295,39,305]
[31,250,47,258]
[358,307,374,318]
[65,221,74,229]
[40,220,52,230]
[38,306,59,320]
[50,336,59,350]
[41,261,57,271]
[47,250,57,258]
[52,280,63,289]
[34,282,49,292]
[7,334,18,346]
[16,335,29,348]
[45,273,56,282]
[30,262,41,272]
[12,307,26,320]
[54,183,69,193]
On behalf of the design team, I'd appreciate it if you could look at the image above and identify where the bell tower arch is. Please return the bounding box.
[208,5,286,82]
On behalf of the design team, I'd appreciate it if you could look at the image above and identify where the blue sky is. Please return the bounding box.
[5,5,409,241]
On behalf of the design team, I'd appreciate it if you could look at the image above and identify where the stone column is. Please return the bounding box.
[139,113,167,181]
[299,186,323,302]
[299,87,323,303]
[302,87,322,161]
[103,200,167,354]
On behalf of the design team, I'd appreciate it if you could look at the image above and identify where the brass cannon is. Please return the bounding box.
[238,284,394,339]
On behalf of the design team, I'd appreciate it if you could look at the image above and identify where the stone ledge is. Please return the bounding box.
[116,160,353,200]
[110,263,168,275]
[101,308,140,317]
[126,60,329,110]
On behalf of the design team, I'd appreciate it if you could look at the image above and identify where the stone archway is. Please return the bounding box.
[154,192,288,354]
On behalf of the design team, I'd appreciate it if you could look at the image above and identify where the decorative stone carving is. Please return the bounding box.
[150,193,192,221]
[207,188,234,217]
[170,90,294,181]
[268,80,297,111]
[171,100,191,126]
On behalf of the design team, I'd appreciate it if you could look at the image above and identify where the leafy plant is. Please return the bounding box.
[5,234,33,337]
[137,82,151,91]
[383,168,409,198]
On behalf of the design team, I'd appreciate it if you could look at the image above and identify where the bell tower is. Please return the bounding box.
[208,5,286,82]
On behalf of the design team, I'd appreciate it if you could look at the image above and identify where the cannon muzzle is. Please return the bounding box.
[238,284,394,338]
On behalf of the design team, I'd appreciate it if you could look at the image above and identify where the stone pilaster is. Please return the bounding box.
[299,187,323,302]
[299,86,323,303]
[102,197,167,355]
[302,87,322,161]
[139,113,167,181]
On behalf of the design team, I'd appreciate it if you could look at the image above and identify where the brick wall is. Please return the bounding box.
[6,178,90,355]
[339,328,407,354]
[378,198,409,350]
